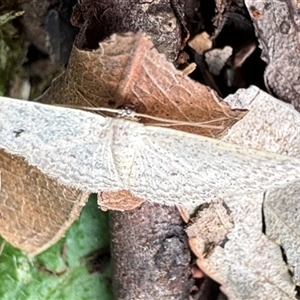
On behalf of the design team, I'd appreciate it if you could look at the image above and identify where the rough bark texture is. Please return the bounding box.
[71,0,185,61]
[110,202,192,300]
[245,0,300,111]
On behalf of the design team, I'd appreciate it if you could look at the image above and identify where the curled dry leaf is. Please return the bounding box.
[40,32,243,137]
[98,191,144,212]
[0,151,88,255]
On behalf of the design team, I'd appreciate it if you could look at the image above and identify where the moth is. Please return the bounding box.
[1,96,300,207]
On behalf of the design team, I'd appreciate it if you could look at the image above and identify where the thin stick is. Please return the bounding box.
[56,104,227,129]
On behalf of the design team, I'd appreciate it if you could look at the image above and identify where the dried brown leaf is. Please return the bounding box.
[98,190,144,211]
[0,151,88,255]
[39,32,244,138]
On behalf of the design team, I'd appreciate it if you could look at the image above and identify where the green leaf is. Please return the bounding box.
[0,195,114,300]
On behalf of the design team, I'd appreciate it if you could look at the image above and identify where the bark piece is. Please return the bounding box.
[71,0,184,61]
[110,202,192,300]
[188,32,212,55]
[245,0,300,110]
[186,201,234,253]
[205,46,233,75]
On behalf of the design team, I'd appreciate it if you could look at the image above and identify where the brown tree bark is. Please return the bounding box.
[110,203,192,299]
[70,0,193,298]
